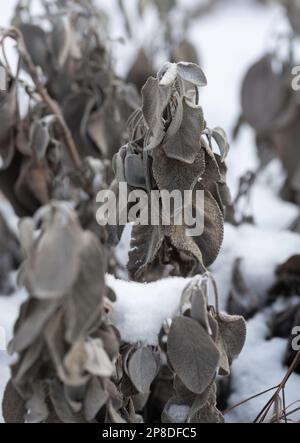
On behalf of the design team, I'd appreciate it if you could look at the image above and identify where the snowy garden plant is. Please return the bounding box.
[0,0,248,424]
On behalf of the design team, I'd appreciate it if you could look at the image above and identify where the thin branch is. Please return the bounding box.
[223,385,279,415]
[254,350,300,423]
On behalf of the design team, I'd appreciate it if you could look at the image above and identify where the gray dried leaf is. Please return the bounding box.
[124,153,146,189]
[152,148,205,194]
[193,188,225,267]
[84,377,108,421]
[174,376,196,406]
[15,160,50,210]
[164,92,184,139]
[127,398,144,423]
[29,120,51,160]
[241,55,285,133]
[107,402,126,423]
[188,383,224,423]
[191,287,210,332]
[170,40,199,65]
[85,338,114,378]
[51,17,71,67]
[177,62,207,87]
[217,313,247,366]
[167,317,220,394]
[19,24,49,72]
[64,385,85,414]
[62,339,89,387]
[106,380,123,411]
[212,127,229,161]
[142,77,171,146]
[126,47,154,92]
[9,299,59,353]
[97,326,120,361]
[163,98,205,164]
[187,383,215,422]
[2,381,26,423]
[64,231,105,343]
[128,347,158,394]
[14,338,44,384]
[18,217,34,257]
[158,63,178,86]
[49,380,85,423]
[0,79,17,170]
[128,224,164,281]
[25,382,49,423]
[27,205,83,299]
[286,0,300,35]
[112,149,126,183]
[165,225,204,273]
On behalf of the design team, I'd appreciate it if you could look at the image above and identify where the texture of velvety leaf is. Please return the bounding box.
[9,299,59,353]
[177,62,207,87]
[152,147,205,194]
[163,98,205,164]
[124,153,146,189]
[128,347,158,394]
[167,316,220,394]
[142,77,171,146]
[19,24,49,72]
[84,377,108,421]
[193,188,224,268]
[64,231,105,343]
[27,205,83,299]
[2,381,26,423]
[217,313,247,366]
[211,127,229,161]
[188,383,224,423]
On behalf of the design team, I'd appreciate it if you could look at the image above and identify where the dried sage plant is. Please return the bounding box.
[161,276,246,423]
[113,62,231,281]
[2,202,122,423]
[0,0,138,217]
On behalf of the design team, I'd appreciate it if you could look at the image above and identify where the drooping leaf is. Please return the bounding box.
[167,316,220,394]
[216,313,247,367]
[128,224,165,281]
[128,347,158,394]
[84,377,108,421]
[241,55,286,133]
[2,381,26,423]
[0,78,17,170]
[211,127,229,161]
[25,382,49,423]
[26,204,83,299]
[152,147,205,194]
[51,17,71,68]
[163,98,205,164]
[177,62,207,87]
[142,77,172,148]
[9,299,59,353]
[84,339,114,378]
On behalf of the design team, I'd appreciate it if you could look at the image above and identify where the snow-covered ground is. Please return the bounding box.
[0,0,300,424]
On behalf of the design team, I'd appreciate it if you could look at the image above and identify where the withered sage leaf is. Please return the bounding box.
[128,347,158,394]
[167,317,220,394]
